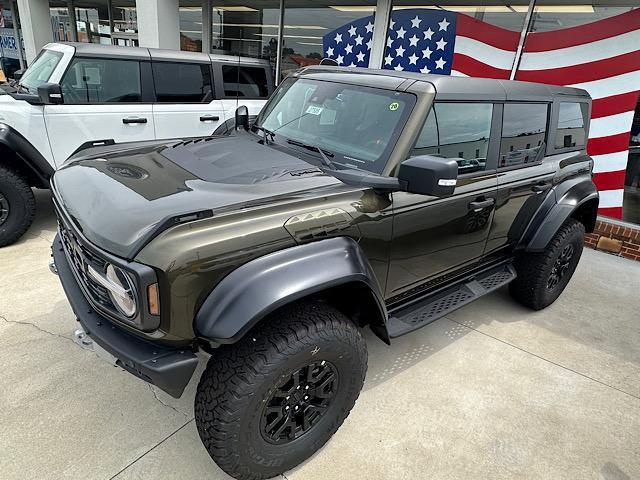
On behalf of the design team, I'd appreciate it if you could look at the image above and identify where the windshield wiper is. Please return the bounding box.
[286,139,338,170]
[252,125,275,145]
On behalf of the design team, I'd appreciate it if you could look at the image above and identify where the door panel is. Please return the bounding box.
[46,56,155,164]
[387,173,497,299]
[151,61,226,139]
[44,104,155,164]
[153,102,226,139]
[485,102,554,253]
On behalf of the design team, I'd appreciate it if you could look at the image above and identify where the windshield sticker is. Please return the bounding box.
[306,105,323,116]
[389,102,400,111]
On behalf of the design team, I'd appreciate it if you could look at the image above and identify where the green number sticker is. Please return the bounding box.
[389,102,400,111]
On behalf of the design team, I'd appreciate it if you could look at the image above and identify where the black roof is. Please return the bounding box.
[297,66,590,102]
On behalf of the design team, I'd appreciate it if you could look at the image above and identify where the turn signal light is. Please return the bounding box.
[148,283,160,316]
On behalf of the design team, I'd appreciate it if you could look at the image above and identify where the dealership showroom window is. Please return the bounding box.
[1,0,639,235]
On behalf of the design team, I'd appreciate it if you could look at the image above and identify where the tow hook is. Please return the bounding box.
[48,259,58,275]
[74,327,118,366]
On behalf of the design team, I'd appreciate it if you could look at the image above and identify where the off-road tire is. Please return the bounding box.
[195,301,367,480]
[509,219,585,310]
[0,165,36,247]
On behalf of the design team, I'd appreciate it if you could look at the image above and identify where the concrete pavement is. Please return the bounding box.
[1,190,639,480]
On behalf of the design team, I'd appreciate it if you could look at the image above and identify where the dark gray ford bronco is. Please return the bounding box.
[51,67,598,480]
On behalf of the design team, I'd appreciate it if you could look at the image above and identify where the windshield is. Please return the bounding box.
[19,50,63,93]
[256,77,415,174]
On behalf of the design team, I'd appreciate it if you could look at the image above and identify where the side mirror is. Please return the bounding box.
[235,105,249,130]
[37,82,63,105]
[398,155,458,197]
[12,69,25,81]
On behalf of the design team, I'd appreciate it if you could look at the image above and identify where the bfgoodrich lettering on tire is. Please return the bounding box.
[194,301,367,480]
[0,165,36,247]
[509,219,585,310]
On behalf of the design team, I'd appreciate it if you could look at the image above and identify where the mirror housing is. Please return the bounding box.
[398,155,458,197]
[37,82,63,105]
[235,105,249,130]
[11,69,25,81]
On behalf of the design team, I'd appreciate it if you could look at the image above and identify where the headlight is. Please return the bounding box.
[88,263,137,318]
[105,264,137,317]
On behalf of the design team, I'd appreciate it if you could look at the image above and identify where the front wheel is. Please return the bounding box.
[0,165,36,247]
[509,219,585,310]
[195,302,367,480]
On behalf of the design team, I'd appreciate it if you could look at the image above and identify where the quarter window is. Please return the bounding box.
[152,62,213,103]
[61,58,141,104]
[556,102,587,150]
[412,103,493,175]
[222,66,269,98]
[500,103,548,168]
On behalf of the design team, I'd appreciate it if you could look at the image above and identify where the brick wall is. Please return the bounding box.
[585,218,640,261]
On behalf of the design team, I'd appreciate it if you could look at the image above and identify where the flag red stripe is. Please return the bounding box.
[591,91,640,119]
[587,132,631,156]
[523,8,640,53]
[516,50,640,85]
[598,206,623,219]
[455,13,520,51]
[593,170,628,191]
[451,53,511,79]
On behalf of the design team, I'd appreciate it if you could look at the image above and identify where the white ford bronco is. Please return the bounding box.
[0,42,273,246]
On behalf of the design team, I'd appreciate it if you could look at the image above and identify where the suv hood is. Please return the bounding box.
[52,133,342,259]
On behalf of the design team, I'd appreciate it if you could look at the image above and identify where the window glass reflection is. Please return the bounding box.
[211,1,280,73]
[180,3,202,52]
[500,103,548,167]
[280,2,376,78]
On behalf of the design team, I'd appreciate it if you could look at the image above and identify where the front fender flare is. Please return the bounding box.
[0,123,53,187]
[195,237,387,343]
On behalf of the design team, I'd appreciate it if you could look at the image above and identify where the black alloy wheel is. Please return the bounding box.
[0,193,9,227]
[547,244,575,290]
[261,360,339,444]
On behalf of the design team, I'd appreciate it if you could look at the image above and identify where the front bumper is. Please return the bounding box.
[52,235,198,398]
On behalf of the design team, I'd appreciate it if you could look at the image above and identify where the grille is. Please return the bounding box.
[58,218,117,313]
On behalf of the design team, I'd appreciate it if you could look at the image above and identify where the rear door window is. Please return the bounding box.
[152,62,213,103]
[222,65,269,98]
[556,102,587,149]
[500,103,548,168]
[60,58,141,104]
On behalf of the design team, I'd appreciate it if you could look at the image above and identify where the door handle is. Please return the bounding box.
[122,117,148,124]
[468,198,495,211]
[200,115,220,122]
[531,182,551,194]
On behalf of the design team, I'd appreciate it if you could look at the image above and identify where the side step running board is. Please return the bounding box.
[386,263,517,338]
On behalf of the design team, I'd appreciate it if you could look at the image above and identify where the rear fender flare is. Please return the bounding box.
[525,176,598,252]
[195,237,387,344]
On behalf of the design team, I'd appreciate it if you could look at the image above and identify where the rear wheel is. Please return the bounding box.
[0,165,36,247]
[195,302,367,480]
[509,219,585,310]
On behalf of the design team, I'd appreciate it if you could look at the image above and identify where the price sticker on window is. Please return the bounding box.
[306,105,323,116]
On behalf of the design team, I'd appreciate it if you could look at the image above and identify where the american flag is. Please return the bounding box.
[323,8,640,219]
[322,15,376,68]
[516,9,640,219]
